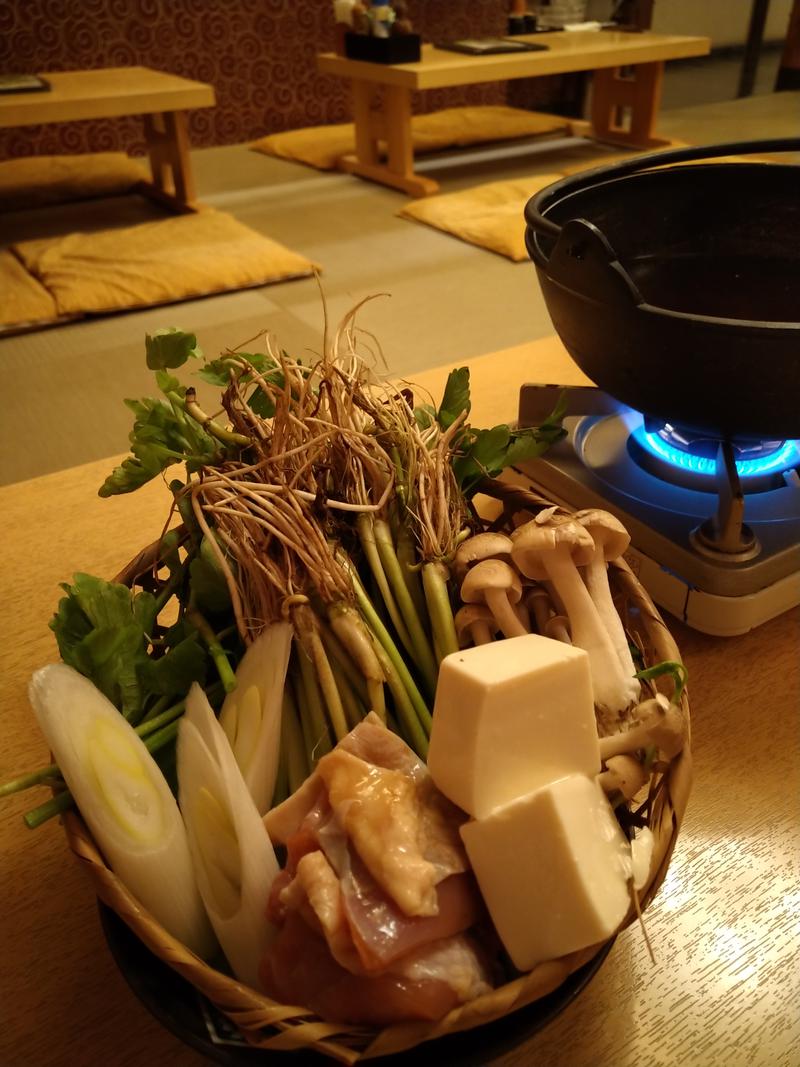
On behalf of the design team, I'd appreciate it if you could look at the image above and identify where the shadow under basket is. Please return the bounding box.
[344,31,422,64]
[58,482,693,1064]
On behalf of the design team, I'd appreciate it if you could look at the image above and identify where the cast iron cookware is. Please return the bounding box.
[524,140,800,442]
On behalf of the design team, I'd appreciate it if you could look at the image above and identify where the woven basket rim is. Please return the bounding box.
[60,491,693,1063]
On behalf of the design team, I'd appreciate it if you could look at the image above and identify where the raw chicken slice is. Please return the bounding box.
[260,911,492,1026]
[259,715,495,1025]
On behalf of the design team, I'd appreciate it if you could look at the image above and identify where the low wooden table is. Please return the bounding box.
[318,30,710,196]
[1,335,797,1066]
[0,67,215,211]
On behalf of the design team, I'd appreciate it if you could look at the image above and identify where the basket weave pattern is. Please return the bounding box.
[61,490,692,1063]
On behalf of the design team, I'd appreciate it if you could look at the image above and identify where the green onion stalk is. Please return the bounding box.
[5,684,224,829]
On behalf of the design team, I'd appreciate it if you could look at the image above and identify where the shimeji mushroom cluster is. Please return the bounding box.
[453,506,686,802]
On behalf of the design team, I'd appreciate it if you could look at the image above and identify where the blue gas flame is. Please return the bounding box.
[635,428,800,478]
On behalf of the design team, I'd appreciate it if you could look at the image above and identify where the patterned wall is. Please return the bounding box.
[0,0,569,158]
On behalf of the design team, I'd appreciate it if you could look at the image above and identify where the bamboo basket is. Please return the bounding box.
[59,482,692,1064]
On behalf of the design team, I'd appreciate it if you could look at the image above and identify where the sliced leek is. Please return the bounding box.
[29,663,215,958]
[218,622,293,814]
[178,683,280,989]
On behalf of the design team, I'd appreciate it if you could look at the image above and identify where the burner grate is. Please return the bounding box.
[635,424,800,480]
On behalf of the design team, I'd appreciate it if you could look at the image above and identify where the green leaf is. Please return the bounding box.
[635,660,688,702]
[98,395,222,497]
[196,358,240,387]
[196,351,275,387]
[139,635,207,696]
[189,538,232,615]
[437,367,471,430]
[50,575,158,720]
[449,388,567,496]
[155,370,185,397]
[452,424,511,492]
[247,385,276,419]
[413,403,437,430]
[504,423,567,468]
[145,329,201,370]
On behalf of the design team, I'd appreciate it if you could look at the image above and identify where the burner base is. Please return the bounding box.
[625,544,800,637]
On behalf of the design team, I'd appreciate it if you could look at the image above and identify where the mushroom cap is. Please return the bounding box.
[454,603,497,642]
[453,531,513,582]
[460,558,522,605]
[510,515,595,580]
[573,508,630,560]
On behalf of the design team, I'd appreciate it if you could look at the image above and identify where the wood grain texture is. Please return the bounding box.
[318,31,710,91]
[0,67,215,128]
[1,335,797,1066]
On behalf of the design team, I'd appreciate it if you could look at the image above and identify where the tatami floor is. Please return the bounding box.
[1,52,797,486]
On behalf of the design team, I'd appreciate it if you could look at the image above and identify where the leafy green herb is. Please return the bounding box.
[138,634,207,696]
[50,574,215,723]
[413,403,437,431]
[145,329,202,370]
[437,367,471,430]
[196,351,272,386]
[430,370,567,495]
[99,394,222,497]
[50,574,158,721]
[189,537,232,615]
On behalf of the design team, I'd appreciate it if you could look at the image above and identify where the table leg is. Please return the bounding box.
[339,79,439,197]
[587,61,672,148]
[141,110,198,212]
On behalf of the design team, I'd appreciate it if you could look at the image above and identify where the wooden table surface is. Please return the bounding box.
[318,30,710,90]
[1,336,798,1067]
[0,66,215,127]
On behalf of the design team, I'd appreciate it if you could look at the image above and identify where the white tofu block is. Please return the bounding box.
[460,774,632,971]
[428,634,600,818]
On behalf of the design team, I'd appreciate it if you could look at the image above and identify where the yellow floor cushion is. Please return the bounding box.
[398,174,563,262]
[13,209,319,316]
[0,250,60,328]
[252,106,570,170]
[0,153,149,211]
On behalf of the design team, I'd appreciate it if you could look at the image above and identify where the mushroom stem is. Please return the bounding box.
[544,615,571,644]
[597,697,685,761]
[527,587,552,634]
[542,547,632,712]
[597,754,648,802]
[485,588,529,639]
[584,554,640,698]
[471,621,494,645]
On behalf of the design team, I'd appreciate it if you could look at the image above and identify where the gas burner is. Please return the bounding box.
[629,423,800,495]
[510,384,800,636]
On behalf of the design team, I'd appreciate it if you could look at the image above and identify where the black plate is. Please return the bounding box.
[99,903,613,1065]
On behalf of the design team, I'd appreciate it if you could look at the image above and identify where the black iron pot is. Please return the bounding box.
[524,139,800,441]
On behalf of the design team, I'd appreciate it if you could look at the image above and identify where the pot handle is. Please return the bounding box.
[535,217,646,310]
[524,137,800,245]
